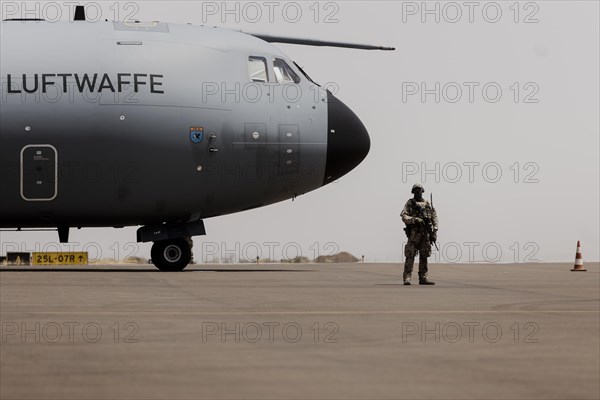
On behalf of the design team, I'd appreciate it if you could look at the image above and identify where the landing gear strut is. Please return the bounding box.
[151,238,192,272]
[137,220,204,271]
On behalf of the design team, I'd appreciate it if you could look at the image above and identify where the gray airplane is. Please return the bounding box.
[0,7,394,271]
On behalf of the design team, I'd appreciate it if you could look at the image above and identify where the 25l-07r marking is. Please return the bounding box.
[32,252,88,265]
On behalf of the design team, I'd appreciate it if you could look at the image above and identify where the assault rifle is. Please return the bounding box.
[411,195,439,251]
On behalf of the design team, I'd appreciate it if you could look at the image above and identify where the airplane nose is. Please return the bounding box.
[323,91,371,185]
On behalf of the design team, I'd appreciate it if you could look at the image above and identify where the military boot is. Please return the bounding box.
[419,278,435,285]
[403,273,412,285]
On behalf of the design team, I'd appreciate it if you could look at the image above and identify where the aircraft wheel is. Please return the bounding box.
[151,239,191,271]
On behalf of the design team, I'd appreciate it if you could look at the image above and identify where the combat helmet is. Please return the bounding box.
[411,183,425,193]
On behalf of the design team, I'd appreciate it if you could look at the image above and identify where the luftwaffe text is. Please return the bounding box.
[5,73,165,94]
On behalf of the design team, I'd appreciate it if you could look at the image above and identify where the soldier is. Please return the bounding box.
[401,183,438,285]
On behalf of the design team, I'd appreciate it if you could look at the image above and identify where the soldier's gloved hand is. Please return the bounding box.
[414,217,424,225]
[431,232,437,242]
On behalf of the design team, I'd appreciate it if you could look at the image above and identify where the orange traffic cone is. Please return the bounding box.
[571,241,586,271]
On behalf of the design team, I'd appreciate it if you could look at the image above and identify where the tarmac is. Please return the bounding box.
[1,262,599,400]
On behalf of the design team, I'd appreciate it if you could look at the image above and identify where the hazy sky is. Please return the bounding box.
[1,1,598,263]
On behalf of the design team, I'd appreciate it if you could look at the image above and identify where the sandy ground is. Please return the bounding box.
[1,262,598,399]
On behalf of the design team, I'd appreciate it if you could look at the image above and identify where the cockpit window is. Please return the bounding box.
[274,58,301,84]
[248,56,268,82]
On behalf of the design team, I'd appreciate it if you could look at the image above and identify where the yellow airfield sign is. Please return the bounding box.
[32,252,88,265]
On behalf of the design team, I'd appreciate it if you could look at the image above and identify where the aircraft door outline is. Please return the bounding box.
[20,144,58,202]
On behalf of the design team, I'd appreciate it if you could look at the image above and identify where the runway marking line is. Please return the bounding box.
[0,310,597,316]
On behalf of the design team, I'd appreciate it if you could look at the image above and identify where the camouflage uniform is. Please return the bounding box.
[401,185,438,283]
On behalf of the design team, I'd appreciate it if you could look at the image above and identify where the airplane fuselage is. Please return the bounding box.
[0,18,373,270]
